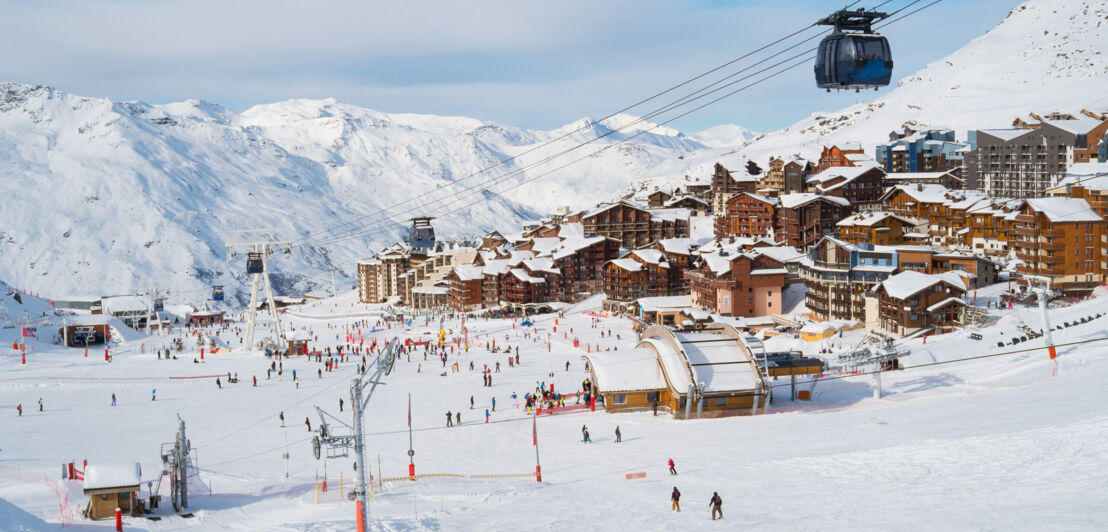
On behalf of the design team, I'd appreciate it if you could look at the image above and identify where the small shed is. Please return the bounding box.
[83,463,142,520]
[582,348,669,412]
[286,329,312,356]
[61,315,112,347]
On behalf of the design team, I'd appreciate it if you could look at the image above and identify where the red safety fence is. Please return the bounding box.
[0,464,76,527]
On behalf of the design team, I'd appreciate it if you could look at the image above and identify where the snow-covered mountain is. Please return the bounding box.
[650,0,1108,181]
[0,85,714,302]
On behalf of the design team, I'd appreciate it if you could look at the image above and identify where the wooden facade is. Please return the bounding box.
[716,193,778,239]
[775,194,853,250]
[1012,198,1107,294]
[686,252,786,317]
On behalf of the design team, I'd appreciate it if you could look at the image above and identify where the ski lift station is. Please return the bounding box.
[582,324,770,418]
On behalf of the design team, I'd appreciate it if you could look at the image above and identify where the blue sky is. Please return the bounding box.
[0,0,1019,133]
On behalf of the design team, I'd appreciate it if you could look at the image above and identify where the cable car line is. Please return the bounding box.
[292,0,942,250]
[285,2,871,248]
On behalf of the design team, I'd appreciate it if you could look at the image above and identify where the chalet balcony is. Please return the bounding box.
[1011,225,1064,238]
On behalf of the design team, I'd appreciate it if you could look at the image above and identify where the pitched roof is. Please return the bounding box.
[836,211,914,227]
[778,193,850,209]
[1024,197,1102,222]
[876,270,967,300]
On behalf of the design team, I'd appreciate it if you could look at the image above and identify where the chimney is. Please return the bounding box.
[916,183,923,192]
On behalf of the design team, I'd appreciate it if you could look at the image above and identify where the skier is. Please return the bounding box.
[253,376,257,387]
[339,398,344,412]
[111,393,116,406]
[279,411,285,427]
[566,361,570,372]
[709,492,723,520]
[38,398,43,412]
[668,458,677,475]
[485,409,490,423]
[671,487,681,512]
[456,411,461,425]
[446,411,453,427]
[583,428,591,443]
[305,417,312,432]
[216,377,222,389]
[615,426,621,443]
[491,397,496,412]
[17,404,22,416]
[470,396,475,409]
[151,389,157,401]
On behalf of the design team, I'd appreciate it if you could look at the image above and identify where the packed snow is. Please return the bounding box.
[2,287,1108,529]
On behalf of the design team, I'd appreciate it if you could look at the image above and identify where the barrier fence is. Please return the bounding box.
[380,471,537,483]
[0,464,77,527]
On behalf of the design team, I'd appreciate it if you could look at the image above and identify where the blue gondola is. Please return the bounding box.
[815,8,892,91]
[213,285,224,301]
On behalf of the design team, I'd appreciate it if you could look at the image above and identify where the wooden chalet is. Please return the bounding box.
[83,463,143,520]
[716,192,778,240]
[872,271,968,338]
[1012,197,1107,295]
[774,193,852,249]
[836,211,915,246]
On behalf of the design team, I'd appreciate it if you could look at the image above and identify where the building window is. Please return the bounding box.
[612,393,626,405]
[647,391,659,403]
[714,397,727,407]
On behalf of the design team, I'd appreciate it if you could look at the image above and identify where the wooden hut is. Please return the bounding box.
[83,463,142,520]
[285,329,311,356]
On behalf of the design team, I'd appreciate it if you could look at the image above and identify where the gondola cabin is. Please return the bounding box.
[814,8,893,91]
[246,252,264,274]
[212,285,224,301]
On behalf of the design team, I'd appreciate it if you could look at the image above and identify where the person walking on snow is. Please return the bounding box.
[668,459,677,475]
[305,417,312,432]
[279,411,285,427]
[339,398,344,412]
[484,409,490,423]
[491,397,496,412]
[671,487,681,512]
[17,404,22,416]
[111,393,116,406]
[38,398,43,412]
[709,492,723,520]
[615,426,621,442]
[151,389,157,401]
[456,411,461,425]
[216,377,222,389]
[446,411,453,427]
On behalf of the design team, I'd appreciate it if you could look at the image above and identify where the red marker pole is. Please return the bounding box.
[104,347,110,361]
[114,507,122,531]
[200,348,205,361]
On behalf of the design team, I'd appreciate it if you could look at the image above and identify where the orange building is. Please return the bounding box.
[686,250,786,317]
[716,193,778,239]
[815,143,866,173]
[1012,197,1106,295]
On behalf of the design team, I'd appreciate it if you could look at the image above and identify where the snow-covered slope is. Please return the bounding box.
[0,86,712,303]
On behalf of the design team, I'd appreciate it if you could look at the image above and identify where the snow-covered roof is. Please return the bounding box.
[750,268,788,275]
[1024,197,1102,222]
[637,295,691,312]
[557,222,585,239]
[778,193,850,209]
[836,211,914,227]
[84,463,141,491]
[101,296,148,314]
[631,249,668,265]
[451,265,484,282]
[979,128,1032,142]
[884,184,950,204]
[640,338,690,391]
[739,192,779,206]
[754,246,804,264]
[608,258,643,272]
[647,208,691,222]
[883,171,960,181]
[926,297,968,313]
[62,314,112,326]
[510,268,545,284]
[674,332,758,393]
[411,286,448,295]
[656,237,704,255]
[585,348,667,392]
[1042,117,1105,135]
[876,271,967,300]
[522,257,560,274]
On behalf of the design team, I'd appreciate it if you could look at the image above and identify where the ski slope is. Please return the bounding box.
[1,289,1107,530]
